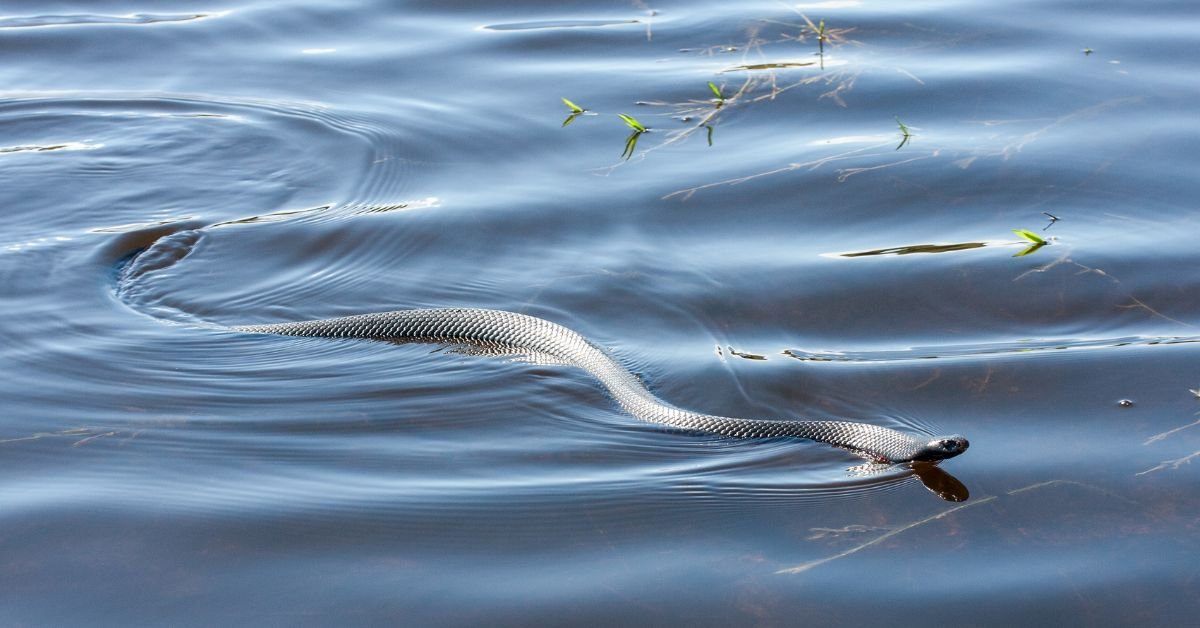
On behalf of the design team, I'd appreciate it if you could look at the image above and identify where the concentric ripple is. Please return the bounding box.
[0,93,419,250]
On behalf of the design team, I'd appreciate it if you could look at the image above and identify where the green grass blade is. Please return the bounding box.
[894,117,912,150]
[618,113,647,133]
[708,81,723,100]
[561,97,584,113]
[1012,229,1047,245]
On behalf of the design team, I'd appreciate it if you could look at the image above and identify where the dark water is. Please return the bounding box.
[2,0,1199,625]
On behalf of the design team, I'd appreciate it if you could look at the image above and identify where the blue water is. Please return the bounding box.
[2,1,1199,625]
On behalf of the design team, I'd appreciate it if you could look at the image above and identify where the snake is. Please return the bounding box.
[233,309,969,464]
[117,226,968,465]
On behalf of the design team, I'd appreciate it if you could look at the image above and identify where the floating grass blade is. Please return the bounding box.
[895,116,912,150]
[1012,228,1048,256]
[561,97,585,113]
[618,113,647,133]
[1012,229,1047,245]
[708,81,723,101]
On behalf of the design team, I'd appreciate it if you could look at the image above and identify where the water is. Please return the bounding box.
[2,0,1198,625]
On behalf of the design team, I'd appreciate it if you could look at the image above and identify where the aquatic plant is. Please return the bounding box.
[1012,229,1047,245]
[813,19,827,46]
[1012,229,1048,257]
[618,114,648,160]
[618,113,648,133]
[556,14,907,169]
[895,116,912,150]
[556,100,653,158]
[560,97,587,127]
[708,81,725,105]
[565,12,864,167]
[804,16,829,65]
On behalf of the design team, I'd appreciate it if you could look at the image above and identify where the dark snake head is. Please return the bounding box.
[909,434,970,462]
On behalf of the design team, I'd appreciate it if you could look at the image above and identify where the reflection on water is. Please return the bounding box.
[911,463,969,502]
[1,0,1199,624]
[837,240,991,256]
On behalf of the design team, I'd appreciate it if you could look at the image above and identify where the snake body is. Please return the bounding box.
[236,308,968,463]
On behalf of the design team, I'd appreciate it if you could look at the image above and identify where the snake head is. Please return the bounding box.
[910,434,969,462]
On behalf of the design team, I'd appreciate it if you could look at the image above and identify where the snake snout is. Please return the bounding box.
[913,434,969,462]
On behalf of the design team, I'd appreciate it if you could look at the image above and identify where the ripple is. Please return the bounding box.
[0,141,101,154]
[208,196,442,228]
[0,92,419,251]
[481,19,640,32]
[784,335,1200,363]
[0,419,937,521]
[0,12,226,29]
[101,217,952,497]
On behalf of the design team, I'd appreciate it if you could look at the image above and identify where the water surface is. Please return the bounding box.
[2,0,1199,625]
